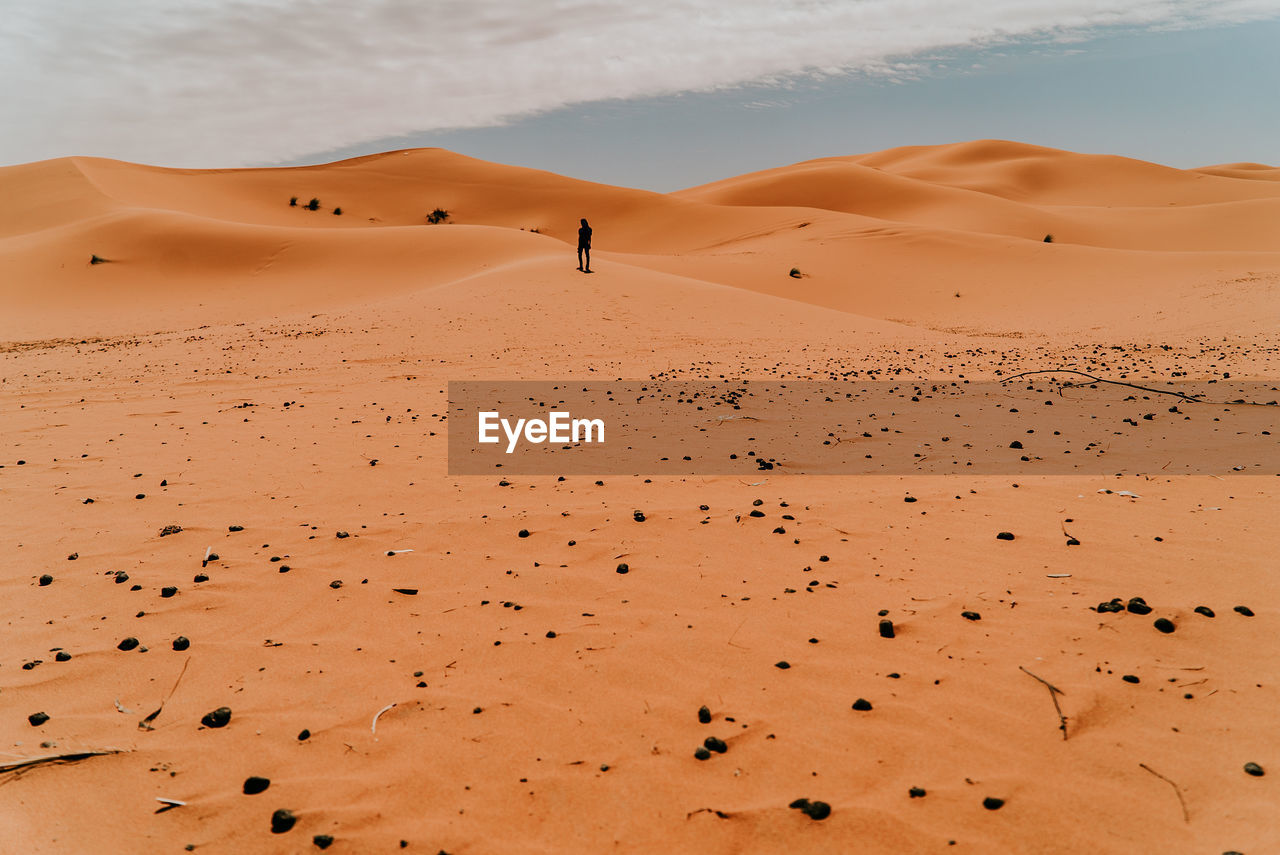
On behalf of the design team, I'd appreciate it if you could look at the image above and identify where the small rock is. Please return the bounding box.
[172,636,190,651]
[201,706,232,728]
[698,705,712,724]
[615,563,629,574]
[909,787,926,798]
[703,736,728,754]
[297,729,311,741]
[1244,762,1265,777]
[193,573,209,583]
[1097,600,1125,613]
[996,532,1014,541]
[879,619,895,639]
[1234,606,1255,617]
[788,798,831,820]
[228,525,244,532]
[1126,597,1152,615]
[1194,606,1215,618]
[55,651,72,662]
[118,637,140,651]
[545,631,557,638]
[851,698,873,711]
[694,747,711,760]
[392,588,418,595]
[1009,441,1023,449]
[38,574,53,586]
[329,580,343,589]
[313,835,334,850]
[774,661,791,670]
[243,776,271,795]
[1153,618,1176,633]
[335,531,350,539]
[983,797,1005,810]
[961,611,981,621]
[161,586,178,598]
[1122,674,1140,684]
[28,712,50,726]
[517,529,530,538]
[633,511,646,522]
[271,809,296,833]
[114,572,129,584]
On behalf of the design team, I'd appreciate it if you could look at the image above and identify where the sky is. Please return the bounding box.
[5,1,1280,189]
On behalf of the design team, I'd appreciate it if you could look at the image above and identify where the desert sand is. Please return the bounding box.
[1,140,1277,853]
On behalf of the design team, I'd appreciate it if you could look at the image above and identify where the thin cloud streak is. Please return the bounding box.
[4,0,1279,166]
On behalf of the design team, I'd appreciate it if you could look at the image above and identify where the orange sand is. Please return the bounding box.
[1,141,1277,853]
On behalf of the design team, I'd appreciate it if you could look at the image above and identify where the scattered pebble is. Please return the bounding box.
[38,574,53,586]
[1126,597,1152,615]
[851,698,873,711]
[1122,675,1140,684]
[172,636,190,651]
[694,747,711,761]
[118,637,140,651]
[1194,606,1215,618]
[774,661,791,670]
[615,563,629,574]
[201,707,232,728]
[698,705,711,724]
[703,737,728,754]
[1234,606,1255,617]
[879,619,895,639]
[961,611,981,621]
[1153,618,1176,633]
[313,834,334,850]
[788,798,831,820]
[983,797,1005,810]
[161,586,178,598]
[28,712,50,726]
[909,787,926,798]
[243,776,271,795]
[271,809,296,833]
[1244,762,1265,777]
[996,532,1014,541]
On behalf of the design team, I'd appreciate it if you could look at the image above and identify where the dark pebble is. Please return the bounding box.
[1234,606,1255,617]
[118,637,140,651]
[694,747,711,760]
[1009,441,1023,449]
[297,729,311,741]
[698,705,712,724]
[983,797,1005,810]
[313,835,334,850]
[996,532,1014,541]
[788,798,831,820]
[136,494,146,499]
[545,631,556,638]
[161,586,178,598]
[392,588,418,595]
[271,809,296,833]
[1194,606,1215,617]
[229,525,244,532]
[1153,618,1176,633]
[1122,674,1140,684]
[243,776,271,794]
[879,619,895,639]
[28,712,50,726]
[851,698,873,711]
[193,573,209,583]
[329,580,343,589]
[1097,600,1125,613]
[172,636,190,651]
[39,574,53,586]
[517,529,530,538]
[774,661,791,670]
[335,531,350,539]
[114,572,129,584]
[909,787,926,798]
[616,563,629,574]
[55,651,71,662]
[1244,762,1265,777]
[961,611,981,621]
[903,496,917,503]
[633,511,646,522]
[704,736,728,753]
[1126,597,1152,615]
[201,706,232,728]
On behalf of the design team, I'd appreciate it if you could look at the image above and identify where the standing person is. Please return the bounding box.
[577,218,592,273]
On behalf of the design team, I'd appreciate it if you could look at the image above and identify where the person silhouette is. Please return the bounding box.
[577,218,592,272]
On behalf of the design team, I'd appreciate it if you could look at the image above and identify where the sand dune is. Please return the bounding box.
[2,141,1277,854]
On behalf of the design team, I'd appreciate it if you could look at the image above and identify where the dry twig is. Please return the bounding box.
[1140,762,1190,823]
[1019,666,1068,740]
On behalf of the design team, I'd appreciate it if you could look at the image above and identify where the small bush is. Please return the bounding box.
[954,291,962,298]
[90,254,108,265]
[1043,234,1053,243]
[789,267,802,278]
[289,196,297,207]
[426,208,449,224]
[332,207,342,216]
[306,198,320,211]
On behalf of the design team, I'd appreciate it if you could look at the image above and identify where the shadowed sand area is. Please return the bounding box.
[1,141,1277,853]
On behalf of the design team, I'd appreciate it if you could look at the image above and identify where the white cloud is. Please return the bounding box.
[3,0,1277,166]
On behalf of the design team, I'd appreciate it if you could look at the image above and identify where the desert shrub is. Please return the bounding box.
[1043,234,1054,243]
[426,208,449,224]
[90,254,107,265]
[306,198,321,211]
[289,196,297,206]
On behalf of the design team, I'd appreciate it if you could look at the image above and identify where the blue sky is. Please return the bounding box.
[6,2,1279,188]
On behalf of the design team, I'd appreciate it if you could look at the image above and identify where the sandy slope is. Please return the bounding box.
[1,141,1277,854]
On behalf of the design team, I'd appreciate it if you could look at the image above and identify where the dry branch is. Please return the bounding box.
[1140,762,1190,823]
[1000,369,1272,407]
[1020,666,1068,740]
